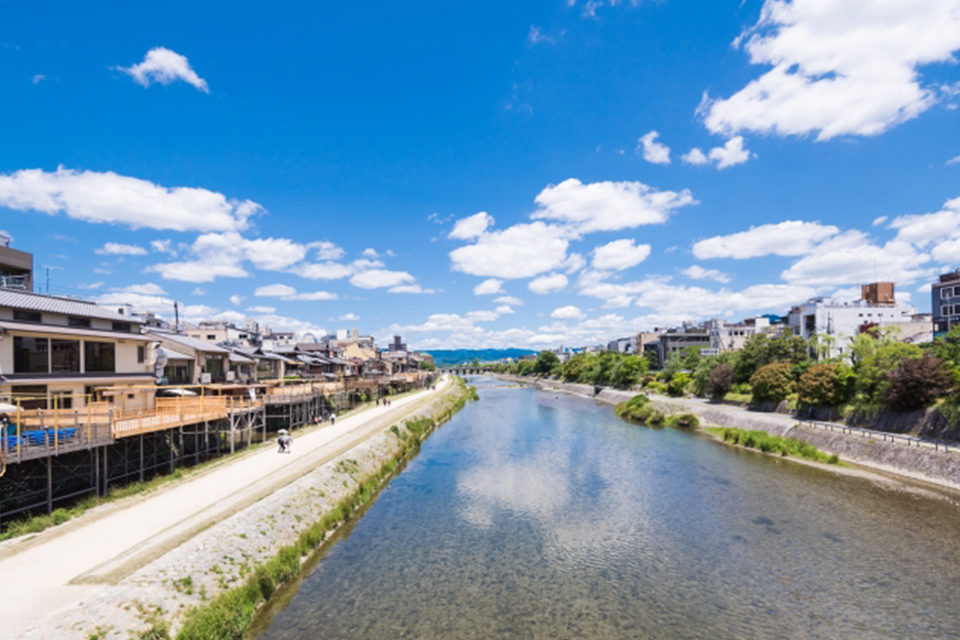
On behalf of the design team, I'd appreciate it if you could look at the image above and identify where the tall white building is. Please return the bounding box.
[786,283,920,358]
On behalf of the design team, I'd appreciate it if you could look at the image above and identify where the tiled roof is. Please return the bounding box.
[0,289,143,323]
[148,329,230,354]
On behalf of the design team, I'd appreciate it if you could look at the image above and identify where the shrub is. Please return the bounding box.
[665,413,699,428]
[797,363,854,407]
[667,372,691,397]
[706,364,734,401]
[749,362,795,405]
[646,380,669,395]
[885,354,952,411]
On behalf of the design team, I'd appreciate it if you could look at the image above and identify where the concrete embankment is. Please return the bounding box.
[504,375,960,493]
[28,379,470,640]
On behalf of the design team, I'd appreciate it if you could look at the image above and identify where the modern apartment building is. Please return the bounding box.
[0,289,155,409]
[932,271,960,336]
[0,235,33,292]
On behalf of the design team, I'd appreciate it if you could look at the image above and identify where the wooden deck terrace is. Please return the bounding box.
[0,396,264,464]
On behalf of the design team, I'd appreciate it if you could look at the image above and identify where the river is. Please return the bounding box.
[254,376,960,639]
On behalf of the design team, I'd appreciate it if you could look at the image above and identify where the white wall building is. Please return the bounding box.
[787,296,918,358]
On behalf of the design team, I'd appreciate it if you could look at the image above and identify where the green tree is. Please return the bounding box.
[797,363,854,407]
[854,340,923,405]
[533,350,560,375]
[611,354,647,389]
[750,362,795,405]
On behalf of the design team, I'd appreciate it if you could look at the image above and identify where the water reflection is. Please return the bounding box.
[255,377,960,640]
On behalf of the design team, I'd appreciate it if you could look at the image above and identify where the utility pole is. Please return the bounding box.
[174,301,180,333]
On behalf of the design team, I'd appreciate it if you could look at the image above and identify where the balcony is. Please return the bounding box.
[0,274,29,290]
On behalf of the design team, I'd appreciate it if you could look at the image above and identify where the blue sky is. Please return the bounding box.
[2,0,960,348]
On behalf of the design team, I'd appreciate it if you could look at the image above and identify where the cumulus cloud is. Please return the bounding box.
[703,0,960,140]
[495,296,523,306]
[528,272,568,294]
[113,283,166,295]
[229,294,244,306]
[118,47,209,93]
[637,130,671,164]
[532,178,696,233]
[254,283,338,300]
[708,136,752,168]
[450,221,570,279]
[246,305,276,313]
[682,264,731,283]
[888,196,960,246]
[948,155,960,165]
[349,269,415,289]
[692,221,839,259]
[291,262,354,280]
[780,231,932,286]
[0,167,259,232]
[148,231,301,282]
[681,147,709,165]
[95,242,147,256]
[388,284,436,294]
[551,305,585,320]
[313,241,345,261]
[591,239,651,271]
[473,278,504,295]
[449,211,494,240]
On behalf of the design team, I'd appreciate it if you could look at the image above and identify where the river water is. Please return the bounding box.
[255,377,960,639]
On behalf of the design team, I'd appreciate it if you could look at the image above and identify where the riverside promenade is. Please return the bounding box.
[0,377,450,640]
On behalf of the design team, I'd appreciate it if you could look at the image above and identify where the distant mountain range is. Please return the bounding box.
[423,348,537,367]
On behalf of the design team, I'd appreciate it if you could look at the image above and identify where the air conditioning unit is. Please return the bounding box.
[226,371,236,382]
[200,373,212,384]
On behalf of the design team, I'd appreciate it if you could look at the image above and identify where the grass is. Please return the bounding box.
[722,391,753,405]
[613,394,699,429]
[174,381,476,640]
[707,426,841,465]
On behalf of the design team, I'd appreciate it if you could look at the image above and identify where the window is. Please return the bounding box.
[112,322,132,332]
[50,390,73,410]
[14,337,48,373]
[206,334,216,340]
[50,339,80,373]
[11,384,47,410]
[68,316,91,328]
[137,345,145,364]
[13,310,41,323]
[84,341,115,372]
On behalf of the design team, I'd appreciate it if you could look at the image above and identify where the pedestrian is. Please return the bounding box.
[331,413,336,425]
[277,431,287,453]
[282,432,293,453]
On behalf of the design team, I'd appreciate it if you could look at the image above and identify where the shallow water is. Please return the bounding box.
[256,377,960,639]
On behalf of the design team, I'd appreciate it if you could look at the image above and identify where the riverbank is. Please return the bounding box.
[502,375,960,494]
[1,377,469,640]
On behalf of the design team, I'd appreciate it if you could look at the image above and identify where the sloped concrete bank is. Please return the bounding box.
[504,375,960,493]
[35,379,472,640]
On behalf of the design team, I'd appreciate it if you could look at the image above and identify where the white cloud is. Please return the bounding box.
[561,252,586,274]
[95,242,147,256]
[528,25,556,44]
[313,241,345,261]
[113,283,166,295]
[473,278,504,295]
[244,237,309,270]
[495,305,514,315]
[350,269,414,289]
[148,232,314,283]
[591,239,651,271]
[466,310,500,322]
[254,283,337,301]
[682,264,731,283]
[703,0,960,141]
[872,216,888,226]
[449,211,494,240]
[150,239,174,254]
[888,196,960,246]
[948,155,960,165]
[637,130,671,164]
[494,295,523,306]
[388,284,436,294]
[339,313,359,321]
[780,231,932,286]
[528,272,569,294]
[0,167,259,232]
[351,258,385,270]
[708,136,752,169]
[291,262,354,280]
[118,47,209,93]
[246,305,276,313]
[450,221,570,279]
[532,178,696,233]
[32,74,45,85]
[693,220,839,259]
[192,287,207,296]
[551,305,585,320]
[362,247,379,258]
[681,147,709,165]
[229,294,244,306]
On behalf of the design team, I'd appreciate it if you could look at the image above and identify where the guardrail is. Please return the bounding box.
[797,419,955,454]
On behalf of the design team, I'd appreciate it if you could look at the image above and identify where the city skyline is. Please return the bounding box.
[2,1,960,348]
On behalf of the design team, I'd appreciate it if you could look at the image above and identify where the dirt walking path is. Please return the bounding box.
[0,378,449,640]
